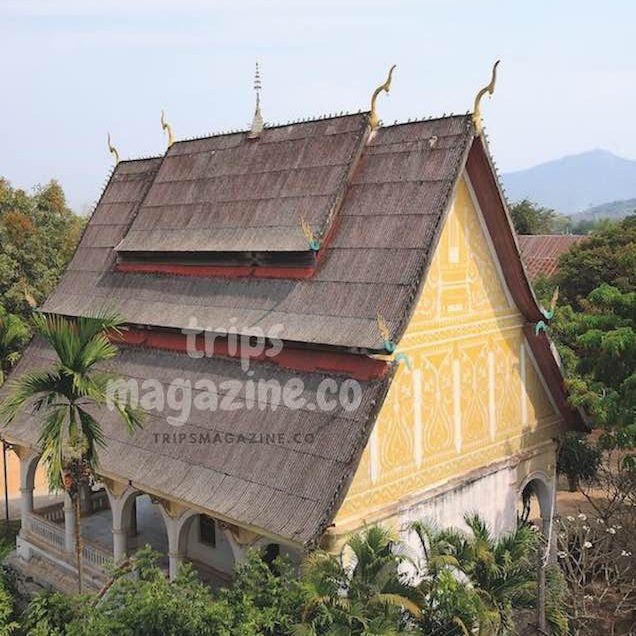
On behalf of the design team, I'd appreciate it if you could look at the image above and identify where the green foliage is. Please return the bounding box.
[0,571,18,636]
[556,214,636,306]
[0,311,143,491]
[11,520,553,636]
[557,432,601,490]
[296,525,419,635]
[218,549,305,635]
[531,215,636,455]
[0,178,84,321]
[509,199,567,235]
[0,306,28,385]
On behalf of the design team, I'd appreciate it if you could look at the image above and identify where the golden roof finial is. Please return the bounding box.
[107,132,120,165]
[369,65,396,129]
[248,61,264,139]
[472,60,500,136]
[161,110,175,147]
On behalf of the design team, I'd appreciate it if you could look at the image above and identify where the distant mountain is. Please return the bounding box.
[502,149,636,214]
[572,198,636,222]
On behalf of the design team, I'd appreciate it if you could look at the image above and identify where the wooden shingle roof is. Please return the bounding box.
[1,339,392,545]
[42,115,474,351]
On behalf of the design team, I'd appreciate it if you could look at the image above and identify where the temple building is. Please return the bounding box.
[0,63,583,590]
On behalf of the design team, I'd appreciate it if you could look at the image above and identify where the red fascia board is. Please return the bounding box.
[109,328,389,382]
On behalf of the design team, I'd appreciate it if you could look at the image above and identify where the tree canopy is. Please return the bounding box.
[539,215,636,455]
[0,178,84,320]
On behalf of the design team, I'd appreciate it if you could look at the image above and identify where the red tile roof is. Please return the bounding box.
[518,234,585,279]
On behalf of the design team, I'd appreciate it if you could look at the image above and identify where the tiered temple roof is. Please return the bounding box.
[1,110,583,545]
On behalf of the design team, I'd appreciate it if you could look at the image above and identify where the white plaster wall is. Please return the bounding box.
[185,518,235,575]
[398,463,518,555]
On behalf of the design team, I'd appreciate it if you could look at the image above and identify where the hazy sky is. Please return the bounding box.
[1,0,634,212]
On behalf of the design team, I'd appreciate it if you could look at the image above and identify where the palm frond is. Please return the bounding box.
[0,369,64,424]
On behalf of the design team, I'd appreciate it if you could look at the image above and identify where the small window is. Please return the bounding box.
[199,515,216,547]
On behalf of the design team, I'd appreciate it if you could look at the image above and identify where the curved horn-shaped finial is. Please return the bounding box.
[161,110,175,147]
[472,60,500,136]
[369,65,396,129]
[107,132,120,165]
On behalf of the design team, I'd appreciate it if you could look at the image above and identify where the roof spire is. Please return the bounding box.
[472,60,500,136]
[248,61,264,139]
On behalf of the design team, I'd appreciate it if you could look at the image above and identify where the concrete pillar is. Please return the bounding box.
[17,449,40,534]
[112,528,128,563]
[168,550,185,580]
[18,487,34,532]
[63,493,75,553]
[159,504,196,581]
[104,484,137,564]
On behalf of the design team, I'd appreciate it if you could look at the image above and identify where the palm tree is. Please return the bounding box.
[294,525,420,635]
[410,520,486,636]
[0,306,29,386]
[0,311,143,593]
[442,514,537,636]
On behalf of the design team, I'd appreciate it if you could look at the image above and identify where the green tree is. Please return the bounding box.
[556,214,636,306]
[0,178,84,320]
[410,521,485,635]
[440,515,537,635]
[295,525,420,635]
[0,312,143,593]
[0,306,29,385]
[557,432,601,491]
[509,199,566,235]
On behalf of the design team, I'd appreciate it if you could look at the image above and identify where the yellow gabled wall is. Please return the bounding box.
[334,174,562,532]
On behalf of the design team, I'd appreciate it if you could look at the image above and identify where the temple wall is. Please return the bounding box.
[333,173,563,537]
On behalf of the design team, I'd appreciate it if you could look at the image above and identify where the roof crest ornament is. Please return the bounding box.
[161,110,175,147]
[369,65,396,129]
[472,60,500,136]
[107,132,120,164]
[376,312,396,353]
[300,216,320,252]
[248,61,265,139]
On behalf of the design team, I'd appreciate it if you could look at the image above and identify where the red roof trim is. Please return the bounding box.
[114,262,316,280]
[109,328,389,381]
[465,139,543,323]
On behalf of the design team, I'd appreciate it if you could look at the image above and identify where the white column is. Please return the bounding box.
[104,484,137,564]
[112,528,128,563]
[159,505,196,581]
[63,493,75,553]
[18,487,34,531]
[164,516,185,580]
[17,449,39,534]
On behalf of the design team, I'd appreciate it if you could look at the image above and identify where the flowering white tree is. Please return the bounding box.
[556,513,635,635]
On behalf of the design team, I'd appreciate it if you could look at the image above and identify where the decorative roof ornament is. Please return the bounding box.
[472,60,500,136]
[376,312,396,353]
[248,61,264,139]
[369,65,396,129]
[161,110,175,147]
[107,132,120,164]
[535,286,559,335]
[300,216,320,251]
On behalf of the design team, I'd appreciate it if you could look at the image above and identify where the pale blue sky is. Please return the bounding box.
[1,0,634,212]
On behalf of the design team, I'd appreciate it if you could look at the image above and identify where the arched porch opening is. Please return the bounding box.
[517,471,555,534]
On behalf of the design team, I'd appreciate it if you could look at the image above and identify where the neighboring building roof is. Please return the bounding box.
[518,234,585,279]
[4,338,393,545]
[41,114,474,352]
